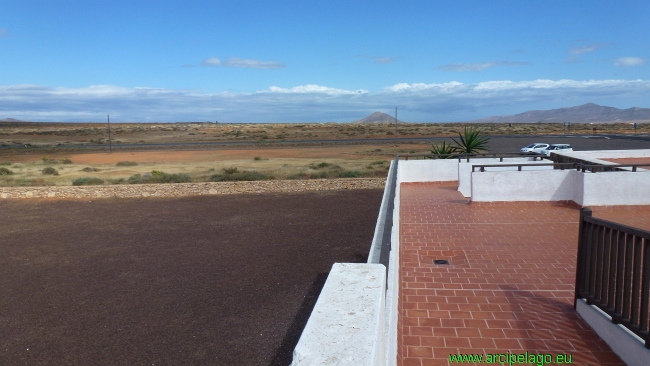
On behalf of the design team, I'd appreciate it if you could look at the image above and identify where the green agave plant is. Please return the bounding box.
[429,141,459,159]
[451,126,490,154]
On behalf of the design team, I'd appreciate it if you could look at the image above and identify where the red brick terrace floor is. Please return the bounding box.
[602,157,650,166]
[591,205,650,232]
[398,182,628,366]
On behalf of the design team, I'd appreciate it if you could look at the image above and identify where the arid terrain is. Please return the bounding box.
[1,121,649,187]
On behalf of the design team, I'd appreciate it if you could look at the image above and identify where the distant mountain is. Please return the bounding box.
[473,103,650,123]
[353,111,401,124]
[0,118,27,122]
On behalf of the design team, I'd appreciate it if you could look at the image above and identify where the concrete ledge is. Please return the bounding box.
[291,263,386,366]
[576,298,650,366]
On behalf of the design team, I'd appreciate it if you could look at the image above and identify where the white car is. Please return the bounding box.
[542,144,573,156]
[520,143,549,154]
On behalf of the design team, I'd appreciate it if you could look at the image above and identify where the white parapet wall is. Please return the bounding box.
[367,160,396,264]
[576,299,650,366]
[471,169,581,203]
[291,263,387,366]
[458,158,549,197]
[398,159,458,182]
[471,168,650,206]
[582,171,650,206]
[385,166,403,366]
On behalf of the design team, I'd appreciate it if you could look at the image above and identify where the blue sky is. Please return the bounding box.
[1,0,649,122]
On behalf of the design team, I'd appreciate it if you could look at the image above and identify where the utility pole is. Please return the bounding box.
[107,115,112,153]
[394,107,398,143]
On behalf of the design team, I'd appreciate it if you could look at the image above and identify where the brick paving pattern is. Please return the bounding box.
[398,182,626,366]
[602,157,650,166]
[592,205,650,232]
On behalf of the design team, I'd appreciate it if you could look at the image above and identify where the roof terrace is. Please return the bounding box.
[292,150,650,366]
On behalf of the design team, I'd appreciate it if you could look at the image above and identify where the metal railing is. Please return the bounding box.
[400,152,547,162]
[471,162,578,172]
[469,162,650,173]
[577,163,650,173]
[575,208,650,348]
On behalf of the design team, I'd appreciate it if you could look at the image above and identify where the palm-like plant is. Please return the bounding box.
[429,141,458,159]
[451,126,490,154]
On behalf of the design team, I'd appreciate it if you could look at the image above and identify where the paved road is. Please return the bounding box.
[484,134,650,153]
[0,190,383,365]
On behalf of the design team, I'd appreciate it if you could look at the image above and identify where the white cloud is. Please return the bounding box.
[201,58,221,67]
[473,79,635,91]
[438,61,530,72]
[223,58,285,69]
[613,57,647,67]
[266,84,368,95]
[356,55,396,64]
[1,79,649,122]
[565,43,610,62]
[200,57,285,69]
[382,79,648,95]
[371,56,395,64]
[384,82,465,93]
[182,63,194,68]
[0,28,8,38]
[568,45,602,56]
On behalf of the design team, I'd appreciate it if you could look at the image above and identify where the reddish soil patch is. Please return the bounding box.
[4,145,399,164]
[0,190,383,365]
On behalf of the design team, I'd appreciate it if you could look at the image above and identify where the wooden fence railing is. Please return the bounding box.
[575,208,650,348]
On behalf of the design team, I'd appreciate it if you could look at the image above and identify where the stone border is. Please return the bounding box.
[0,178,385,199]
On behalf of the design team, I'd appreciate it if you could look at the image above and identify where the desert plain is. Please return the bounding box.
[2,121,649,187]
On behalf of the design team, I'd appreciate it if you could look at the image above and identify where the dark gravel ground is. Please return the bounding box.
[0,190,383,365]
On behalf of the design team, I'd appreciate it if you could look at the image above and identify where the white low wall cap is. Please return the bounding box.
[291,263,386,366]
